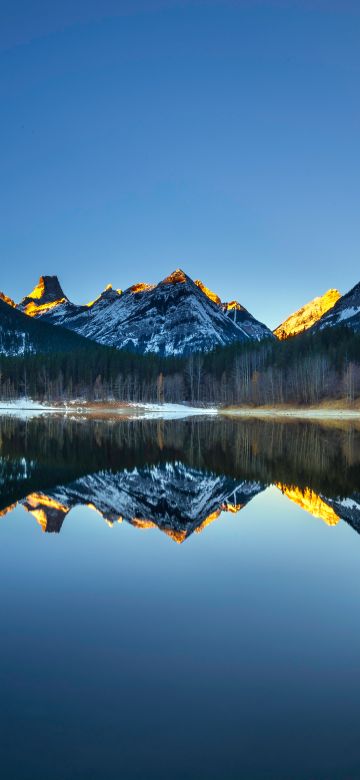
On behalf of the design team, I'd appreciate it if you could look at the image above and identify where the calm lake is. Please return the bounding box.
[0,414,360,780]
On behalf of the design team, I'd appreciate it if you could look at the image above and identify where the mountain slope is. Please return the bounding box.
[0,292,16,308]
[17,269,274,355]
[273,289,341,340]
[312,281,360,333]
[0,297,101,357]
[194,279,271,340]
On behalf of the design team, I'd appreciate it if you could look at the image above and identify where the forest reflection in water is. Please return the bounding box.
[1,414,359,542]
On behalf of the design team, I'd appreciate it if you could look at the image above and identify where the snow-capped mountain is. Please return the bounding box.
[20,463,263,541]
[17,270,274,355]
[273,289,341,340]
[312,281,360,333]
[10,270,360,354]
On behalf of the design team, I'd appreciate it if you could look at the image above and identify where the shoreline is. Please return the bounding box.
[0,401,217,419]
[0,399,360,420]
[220,407,360,420]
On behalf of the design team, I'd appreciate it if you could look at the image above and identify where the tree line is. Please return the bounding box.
[0,326,360,406]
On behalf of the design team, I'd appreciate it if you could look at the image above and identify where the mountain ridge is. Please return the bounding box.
[15,268,274,355]
[311,281,360,334]
[274,289,341,340]
[3,270,360,357]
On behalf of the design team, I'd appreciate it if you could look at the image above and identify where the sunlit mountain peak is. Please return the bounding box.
[274,289,341,340]
[129,282,155,294]
[0,291,16,308]
[225,300,245,312]
[28,275,65,302]
[194,280,246,315]
[276,484,340,526]
[22,492,69,532]
[161,269,188,285]
[19,275,68,317]
[87,284,122,307]
[194,279,222,305]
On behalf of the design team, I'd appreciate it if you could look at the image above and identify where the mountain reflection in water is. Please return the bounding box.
[1,415,360,541]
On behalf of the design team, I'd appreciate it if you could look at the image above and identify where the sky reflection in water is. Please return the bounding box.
[0,415,360,780]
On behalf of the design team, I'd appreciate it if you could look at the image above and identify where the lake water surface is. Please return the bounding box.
[0,414,360,780]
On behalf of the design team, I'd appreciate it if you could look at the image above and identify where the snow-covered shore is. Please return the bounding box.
[0,399,60,417]
[0,399,218,420]
[1,399,360,421]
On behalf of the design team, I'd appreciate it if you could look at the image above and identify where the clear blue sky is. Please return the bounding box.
[1,0,359,328]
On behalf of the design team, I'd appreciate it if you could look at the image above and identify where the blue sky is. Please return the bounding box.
[0,0,359,328]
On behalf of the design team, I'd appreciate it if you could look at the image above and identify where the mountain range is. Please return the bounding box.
[19,466,261,541]
[1,269,360,357]
[2,458,360,542]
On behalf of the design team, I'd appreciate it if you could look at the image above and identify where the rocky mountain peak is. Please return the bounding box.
[19,275,68,317]
[274,288,341,340]
[28,275,67,304]
[87,284,122,308]
[161,269,189,285]
[129,282,155,294]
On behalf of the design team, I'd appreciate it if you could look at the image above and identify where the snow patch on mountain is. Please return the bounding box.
[314,281,360,333]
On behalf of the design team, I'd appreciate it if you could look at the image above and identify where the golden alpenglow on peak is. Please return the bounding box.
[87,285,122,307]
[274,289,341,340]
[24,299,67,317]
[130,282,155,294]
[194,279,222,305]
[162,269,188,285]
[28,277,47,300]
[21,275,68,317]
[0,291,16,308]
[22,493,69,532]
[194,502,243,536]
[225,300,244,312]
[276,485,340,526]
[194,282,244,312]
